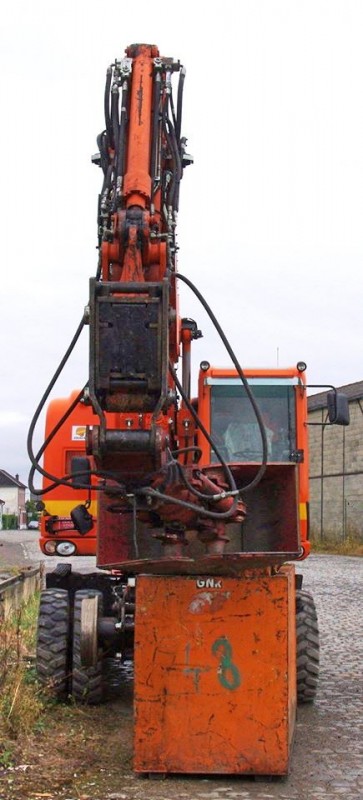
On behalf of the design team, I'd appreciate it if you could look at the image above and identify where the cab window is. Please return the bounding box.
[210,381,296,463]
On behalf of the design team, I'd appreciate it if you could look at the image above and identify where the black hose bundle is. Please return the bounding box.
[27,54,266,516]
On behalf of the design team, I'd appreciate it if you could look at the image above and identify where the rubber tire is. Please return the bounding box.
[296,589,320,704]
[72,589,104,705]
[36,588,70,696]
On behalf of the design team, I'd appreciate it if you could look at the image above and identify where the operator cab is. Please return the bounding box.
[209,376,298,464]
[196,366,308,557]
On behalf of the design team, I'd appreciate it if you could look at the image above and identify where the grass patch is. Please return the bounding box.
[0,593,44,765]
[311,535,363,556]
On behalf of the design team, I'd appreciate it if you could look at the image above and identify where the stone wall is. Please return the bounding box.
[308,399,363,540]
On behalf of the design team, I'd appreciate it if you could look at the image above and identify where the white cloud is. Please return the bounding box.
[0,412,29,426]
[1,0,362,479]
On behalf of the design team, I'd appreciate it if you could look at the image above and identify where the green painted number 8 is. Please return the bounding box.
[212,636,241,691]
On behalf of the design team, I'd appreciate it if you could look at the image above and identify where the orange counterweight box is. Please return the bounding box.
[134,566,296,776]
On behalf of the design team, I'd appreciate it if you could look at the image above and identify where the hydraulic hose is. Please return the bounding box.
[104,67,113,145]
[116,83,128,182]
[28,387,87,495]
[169,361,238,496]
[175,66,185,143]
[175,273,268,494]
[27,318,86,490]
[150,71,161,188]
[136,486,239,521]
[111,85,120,153]
[162,113,176,209]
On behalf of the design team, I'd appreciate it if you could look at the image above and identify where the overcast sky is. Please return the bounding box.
[1,0,362,486]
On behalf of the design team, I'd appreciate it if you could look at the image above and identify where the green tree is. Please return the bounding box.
[25,500,39,523]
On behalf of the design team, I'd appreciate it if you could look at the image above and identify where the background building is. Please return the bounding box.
[0,470,27,529]
[308,381,363,541]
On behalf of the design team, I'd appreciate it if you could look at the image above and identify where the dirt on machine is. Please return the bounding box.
[28,42,350,777]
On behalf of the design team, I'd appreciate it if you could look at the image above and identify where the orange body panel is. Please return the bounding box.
[39,393,99,556]
[197,366,310,559]
[40,364,311,563]
[134,566,296,775]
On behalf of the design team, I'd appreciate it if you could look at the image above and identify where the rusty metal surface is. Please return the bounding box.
[95,461,300,571]
[134,568,296,774]
[89,278,169,414]
[100,551,301,575]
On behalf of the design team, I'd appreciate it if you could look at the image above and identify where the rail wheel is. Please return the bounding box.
[72,589,104,704]
[296,589,320,704]
[36,588,70,697]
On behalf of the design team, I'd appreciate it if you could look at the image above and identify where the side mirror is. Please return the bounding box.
[71,504,94,534]
[327,391,350,426]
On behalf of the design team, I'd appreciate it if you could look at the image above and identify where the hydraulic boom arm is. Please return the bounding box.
[85,44,245,566]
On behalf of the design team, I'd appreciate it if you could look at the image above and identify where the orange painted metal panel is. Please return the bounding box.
[134,566,296,775]
[196,365,310,559]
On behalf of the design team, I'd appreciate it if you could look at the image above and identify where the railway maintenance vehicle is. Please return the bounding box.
[28,43,349,775]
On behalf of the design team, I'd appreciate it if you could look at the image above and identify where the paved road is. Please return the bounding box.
[1,532,362,798]
[0,528,96,574]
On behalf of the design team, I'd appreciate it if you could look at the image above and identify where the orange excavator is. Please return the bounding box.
[28,43,349,775]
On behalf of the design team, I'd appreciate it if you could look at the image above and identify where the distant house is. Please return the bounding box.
[308,380,363,541]
[0,470,27,529]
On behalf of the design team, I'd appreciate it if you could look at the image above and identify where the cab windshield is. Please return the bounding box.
[210,378,297,463]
